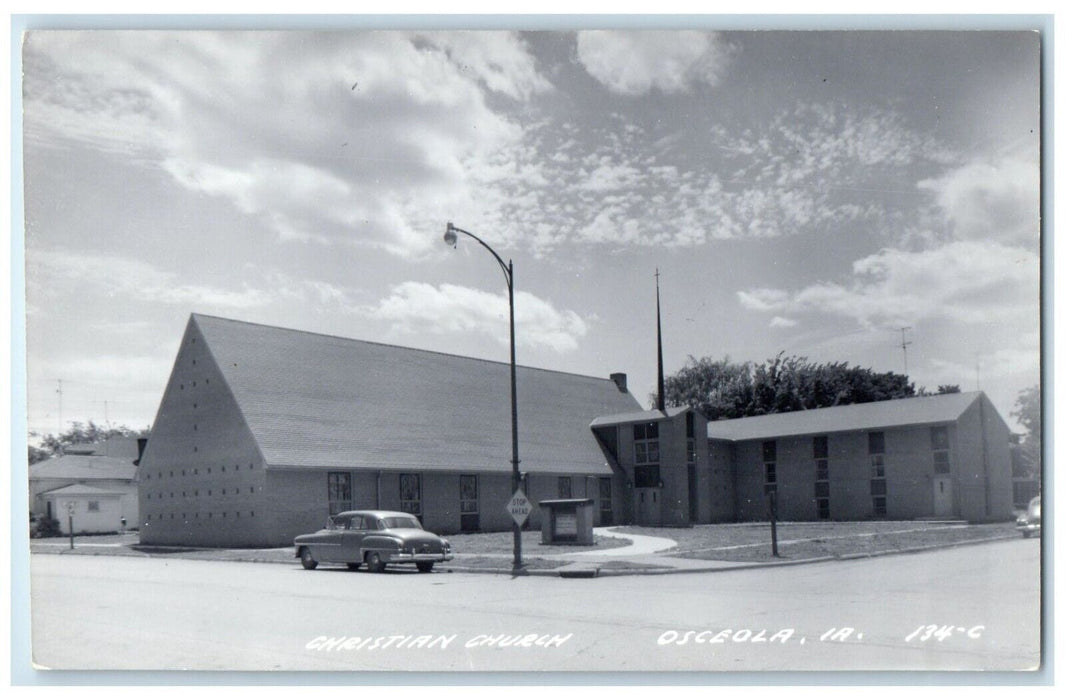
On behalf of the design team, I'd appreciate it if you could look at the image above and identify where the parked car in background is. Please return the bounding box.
[1016,496,1041,538]
[294,510,453,573]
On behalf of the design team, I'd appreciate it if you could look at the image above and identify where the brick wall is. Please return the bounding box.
[706,439,736,522]
[954,395,1014,521]
[138,321,269,546]
[731,427,952,522]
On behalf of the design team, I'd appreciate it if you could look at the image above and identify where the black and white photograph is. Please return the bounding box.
[14,18,1045,678]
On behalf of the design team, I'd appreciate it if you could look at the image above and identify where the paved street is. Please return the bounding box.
[28,538,1041,673]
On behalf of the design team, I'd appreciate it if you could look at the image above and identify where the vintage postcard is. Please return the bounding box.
[18,22,1043,678]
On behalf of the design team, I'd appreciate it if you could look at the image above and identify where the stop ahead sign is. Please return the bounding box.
[506,489,532,527]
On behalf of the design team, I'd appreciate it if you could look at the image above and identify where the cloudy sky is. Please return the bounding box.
[19,28,1041,437]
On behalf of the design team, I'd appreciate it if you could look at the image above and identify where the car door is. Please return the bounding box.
[340,514,364,561]
[320,514,350,562]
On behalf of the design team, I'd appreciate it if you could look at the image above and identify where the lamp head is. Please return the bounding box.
[443,222,458,248]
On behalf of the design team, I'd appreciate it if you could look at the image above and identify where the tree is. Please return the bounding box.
[936,384,962,394]
[1011,386,1041,479]
[1012,385,1041,438]
[660,356,754,420]
[662,353,917,419]
[28,420,149,465]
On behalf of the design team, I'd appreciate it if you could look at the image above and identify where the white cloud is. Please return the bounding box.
[769,316,798,328]
[576,31,735,95]
[415,31,552,101]
[23,31,548,259]
[366,281,587,353]
[918,157,1040,248]
[736,288,792,313]
[25,248,359,314]
[737,240,1038,330]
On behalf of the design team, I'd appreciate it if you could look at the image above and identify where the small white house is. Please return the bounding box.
[39,483,127,534]
[29,437,142,527]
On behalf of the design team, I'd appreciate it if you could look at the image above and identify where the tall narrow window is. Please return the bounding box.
[399,473,422,517]
[931,426,951,475]
[763,440,778,494]
[814,435,829,519]
[327,472,351,515]
[598,477,613,526]
[459,474,479,532]
[634,421,661,488]
[633,422,660,465]
[558,476,572,499]
[869,431,887,516]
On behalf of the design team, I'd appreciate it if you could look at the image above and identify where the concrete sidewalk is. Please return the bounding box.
[558,527,678,557]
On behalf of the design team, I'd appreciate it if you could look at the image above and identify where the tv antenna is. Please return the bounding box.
[897,327,912,376]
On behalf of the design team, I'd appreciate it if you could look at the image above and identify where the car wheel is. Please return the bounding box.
[299,547,318,570]
[1022,531,1032,538]
[416,562,434,573]
[347,562,361,571]
[366,552,384,573]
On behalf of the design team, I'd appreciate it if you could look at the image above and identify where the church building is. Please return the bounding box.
[138,313,1014,547]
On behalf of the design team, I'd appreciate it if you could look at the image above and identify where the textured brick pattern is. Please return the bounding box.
[724,393,1013,522]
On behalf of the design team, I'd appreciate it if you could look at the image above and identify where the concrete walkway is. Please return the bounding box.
[545,526,677,558]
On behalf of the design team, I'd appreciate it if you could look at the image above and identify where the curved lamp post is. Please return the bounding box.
[443,222,523,570]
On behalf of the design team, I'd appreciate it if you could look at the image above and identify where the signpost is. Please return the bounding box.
[65,501,75,550]
[506,489,531,528]
[768,490,779,558]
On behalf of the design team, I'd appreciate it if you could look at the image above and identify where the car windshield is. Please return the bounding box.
[381,516,421,530]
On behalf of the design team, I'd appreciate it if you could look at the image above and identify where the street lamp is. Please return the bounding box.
[443,222,523,570]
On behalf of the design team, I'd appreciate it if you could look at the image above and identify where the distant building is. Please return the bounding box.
[37,483,128,535]
[139,315,1015,547]
[29,437,144,531]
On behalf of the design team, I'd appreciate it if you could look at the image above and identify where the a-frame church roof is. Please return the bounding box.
[157,314,642,475]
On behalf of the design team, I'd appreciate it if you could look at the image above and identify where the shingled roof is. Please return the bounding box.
[38,483,126,497]
[30,453,138,481]
[191,314,642,475]
[706,391,985,442]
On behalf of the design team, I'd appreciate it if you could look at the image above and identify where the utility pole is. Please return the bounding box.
[897,327,912,376]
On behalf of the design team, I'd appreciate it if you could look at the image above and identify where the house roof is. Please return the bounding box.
[590,405,690,428]
[706,391,985,442]
[63,437,141,460]
[190,314,643,475]
[30,453,139,482]
[39,483,126,497]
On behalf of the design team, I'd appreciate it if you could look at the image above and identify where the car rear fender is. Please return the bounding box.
[360,535,401,559]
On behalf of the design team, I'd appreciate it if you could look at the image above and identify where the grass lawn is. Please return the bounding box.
[615,521,1019,562]
[31,520,1021,570]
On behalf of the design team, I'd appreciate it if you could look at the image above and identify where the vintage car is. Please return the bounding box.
[294,510,453,573]
[1016,496,1041,538]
